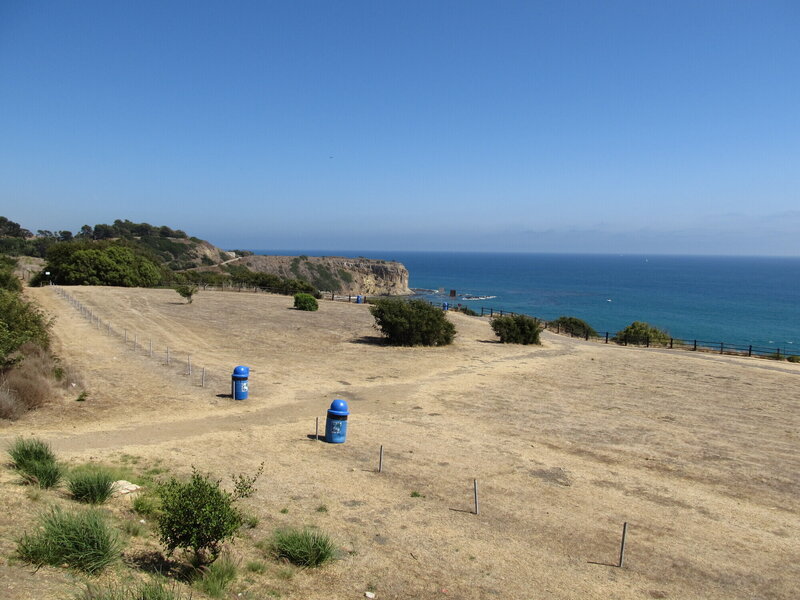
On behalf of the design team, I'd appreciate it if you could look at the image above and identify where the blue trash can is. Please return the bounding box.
[325,398,349,443]
[232,365,249,400]
[356,295,363,304]
[442,302,449,311]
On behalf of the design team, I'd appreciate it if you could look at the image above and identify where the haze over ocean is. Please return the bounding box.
[252,250,800,351]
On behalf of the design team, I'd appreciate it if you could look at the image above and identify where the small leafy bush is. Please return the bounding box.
[16,507,121,574]
[156,469,243,562]
[615,321,670,345]
[293,293,318,311]
[370,298,455,346]
[270,527,336,567]
[491,314,542,345]
[68,467,116,504]
[175,284,198,304]
[456,306,478,316]
[550,316,597,338]
[787,355,800,363]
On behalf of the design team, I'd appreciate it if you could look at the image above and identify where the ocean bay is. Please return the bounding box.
[254,250,800,351]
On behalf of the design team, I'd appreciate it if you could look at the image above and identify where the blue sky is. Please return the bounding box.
[1,1,798,255]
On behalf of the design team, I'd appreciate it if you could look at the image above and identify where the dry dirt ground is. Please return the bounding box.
[1,286,798,600]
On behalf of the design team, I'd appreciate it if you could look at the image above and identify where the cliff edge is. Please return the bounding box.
[237,254,411,296]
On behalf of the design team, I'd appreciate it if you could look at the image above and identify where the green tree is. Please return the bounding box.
[43,242,162,287]
[370,299,455,346]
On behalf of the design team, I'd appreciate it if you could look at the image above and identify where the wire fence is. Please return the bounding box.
[53,286,235,395]
[469,304,797,361]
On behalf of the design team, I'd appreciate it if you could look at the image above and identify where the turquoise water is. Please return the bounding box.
[251,250,800,351]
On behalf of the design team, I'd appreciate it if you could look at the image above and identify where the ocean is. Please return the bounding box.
[250,250,800,352]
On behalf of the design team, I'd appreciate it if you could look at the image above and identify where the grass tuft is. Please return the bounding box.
[8,436,56,467]
[195,554,238,597]
[68,467,116,504]
[270,527,336,567]
[8,436,63,488]
[16,506,122,574]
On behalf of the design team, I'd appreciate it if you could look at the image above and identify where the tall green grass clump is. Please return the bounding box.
[195,554,238,597]
[8,436,63,488]
[8,436,56,467]
[370,298,455,346]
[270,527,336,567]
[491,314,542,345]
[68,467,116,504]
[16,507,122,574]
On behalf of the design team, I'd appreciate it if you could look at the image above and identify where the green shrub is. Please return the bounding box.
[270,527,336,567]
[550,316,597,338]
[0,289,51,367]
[68,467,116,504]
[195,554,238,597]
[293,293,318,311]
[16,507,121,574]
[788,355,800,363]
[615,321,670,345]
[491,314,542,345]
[369,299,455,346]
[156,469,242,562]
[456,306,479,316]
[175,284,198,304]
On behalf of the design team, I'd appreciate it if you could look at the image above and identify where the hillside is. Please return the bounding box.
[0,217,410,295]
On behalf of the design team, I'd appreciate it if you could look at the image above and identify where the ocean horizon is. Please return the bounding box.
[246,249,800,353]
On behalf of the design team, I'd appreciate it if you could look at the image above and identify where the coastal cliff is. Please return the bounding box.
[236,254,411,296]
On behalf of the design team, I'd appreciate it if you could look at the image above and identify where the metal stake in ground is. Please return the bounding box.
[315,417,319,441]
[378,445,384,473]
[474,479,480,515]
[201,367,206,388]
[618,522,629,568]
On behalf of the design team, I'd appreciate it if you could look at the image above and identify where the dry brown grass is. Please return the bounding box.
[0,285,797,600]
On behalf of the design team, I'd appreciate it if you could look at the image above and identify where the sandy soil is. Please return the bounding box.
[1,285,798,600]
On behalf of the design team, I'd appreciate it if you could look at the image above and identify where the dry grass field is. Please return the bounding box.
[1,285,798,599]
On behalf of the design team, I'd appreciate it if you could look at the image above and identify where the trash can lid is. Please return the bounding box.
[233,365,249,376]
[328,398,349,416]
